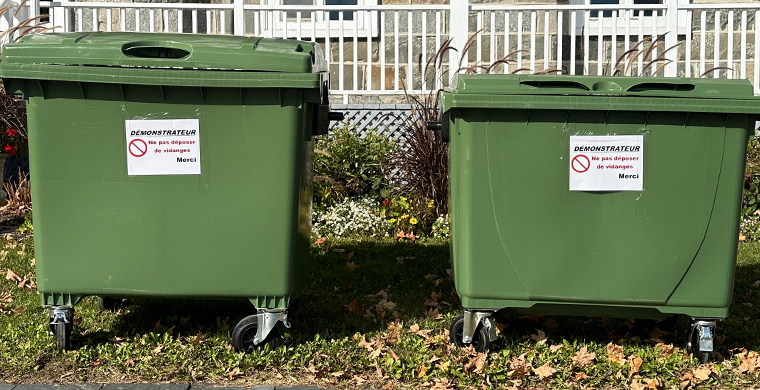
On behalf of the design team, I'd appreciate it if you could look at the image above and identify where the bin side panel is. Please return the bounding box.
[31,86,307,303]
[451,108,729,309]
[667,114,749,310]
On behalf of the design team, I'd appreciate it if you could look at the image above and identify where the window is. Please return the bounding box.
[571,0,688,36]
[264,0,379,38]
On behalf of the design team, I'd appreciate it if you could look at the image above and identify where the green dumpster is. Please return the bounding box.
[434,74,760,360]
[0,32,337,352]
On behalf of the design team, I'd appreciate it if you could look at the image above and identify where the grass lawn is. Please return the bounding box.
[3,236,760,389]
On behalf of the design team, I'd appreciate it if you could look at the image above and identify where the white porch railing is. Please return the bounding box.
[4,2,760,100]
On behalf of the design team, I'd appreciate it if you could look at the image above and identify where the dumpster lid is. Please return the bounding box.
[449,74,756,99]
[0,32,326,73]
[442,74,760,114]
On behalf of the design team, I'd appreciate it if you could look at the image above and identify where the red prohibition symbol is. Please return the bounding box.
[128,139,147,157]
[571,154,590,173]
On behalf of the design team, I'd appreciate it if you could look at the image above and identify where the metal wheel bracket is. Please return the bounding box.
[690,319,717,353]
[49,306,72,325]
[253,309,290,345]
[462,310,495,344]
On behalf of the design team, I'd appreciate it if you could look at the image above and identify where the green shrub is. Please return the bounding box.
[741,139,760,241]
[312,123,396,212]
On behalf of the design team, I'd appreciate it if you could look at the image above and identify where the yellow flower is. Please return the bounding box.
[427,200,434,208]
[389,218,396,223]
[401,214,409,220]
[410,217,418,225]
[401,196,407,201]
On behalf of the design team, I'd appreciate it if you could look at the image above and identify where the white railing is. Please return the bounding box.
[4,2,760,100]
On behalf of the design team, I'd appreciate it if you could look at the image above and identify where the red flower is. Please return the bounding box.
[5,128,17,137]
[4,145,16,155]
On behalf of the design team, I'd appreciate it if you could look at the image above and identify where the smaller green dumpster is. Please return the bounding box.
[433,74,760,360]
[0,32,339,352]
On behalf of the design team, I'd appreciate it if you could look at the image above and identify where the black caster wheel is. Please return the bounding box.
[53,321,72,351]
[450,315,490,353]
[96,296,120,311]
[231,314,283,353]
[688,329,710,363]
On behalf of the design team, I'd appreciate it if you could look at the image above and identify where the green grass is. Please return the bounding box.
[3,237,760,389]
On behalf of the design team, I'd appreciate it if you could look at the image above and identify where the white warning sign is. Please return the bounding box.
[569,135,643,191]
[125,119,201,176]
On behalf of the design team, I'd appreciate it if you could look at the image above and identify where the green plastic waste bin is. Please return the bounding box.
[0,32,339,352]
[433,74,760,359]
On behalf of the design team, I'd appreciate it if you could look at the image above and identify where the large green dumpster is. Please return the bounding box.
[436,74,760,360]
[0,32,335,352]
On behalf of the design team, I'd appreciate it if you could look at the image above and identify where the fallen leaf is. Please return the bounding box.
[331,371,344,377]
[693,367,710,381]
[417,364,428,378]
[315,237,326,245]
[531,329,547,344]
[227,367,242,380]
[346,261,357,271]
[435,361,450,372]
[464,353,488,374]
[628,355,643,375]
[333,248,346,253]
[549,344,563,353]
[572,346,596,367]
[352,375,366,384]
[5,269,20,283]
[573,371,589,381]
[655,343,675,356]
[607,342,626,365]
[347,251,354,260]
[533,363,556,380]
[427,307,442,319]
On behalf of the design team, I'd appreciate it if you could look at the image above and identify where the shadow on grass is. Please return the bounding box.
[75,239,760,358]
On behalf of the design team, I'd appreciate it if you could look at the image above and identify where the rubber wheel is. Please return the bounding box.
[689,325,710,363]
[449,315,490,353]
[96,296,120,311]
[231,315,283,353]
[54,322,71,351]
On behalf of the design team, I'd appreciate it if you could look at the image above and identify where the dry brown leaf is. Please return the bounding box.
[226,367,242,380]
[427,307,442,319]
[387,347,399,361]
[655,343,675,356]
[628,355,643,376]
[314,237,326,245]
[573,371,589,381]
[418,364,428,378]
[643,378,659,389]
[346,261,357,271]
[692,367,710,381]
[352,375,366,384]
[607,342,626,364]
[740,233,747,242]
[331,371,344,377]
[531,329,547,344]
[5,269,20,283]
[347,251,354,260]
[435,361,450,372]
[533,363,556,380]
[572,346,596,367]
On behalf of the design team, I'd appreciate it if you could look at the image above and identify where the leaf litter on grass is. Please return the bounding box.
[7,238,760,389]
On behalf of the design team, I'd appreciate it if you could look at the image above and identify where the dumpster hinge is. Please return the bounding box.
[254,309,290,345]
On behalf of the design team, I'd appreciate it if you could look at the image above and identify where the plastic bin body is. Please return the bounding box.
[0,32,326,309]
[443,75,760,319]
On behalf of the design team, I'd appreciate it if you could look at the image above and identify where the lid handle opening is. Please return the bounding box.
[519,80,590,90]
[122,41,192,59]
[627,82,696,92]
